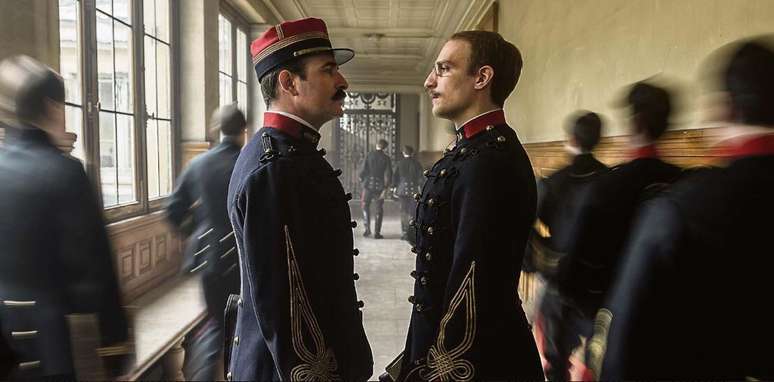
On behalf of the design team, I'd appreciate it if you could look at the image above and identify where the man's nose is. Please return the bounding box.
[337,71,349,90]
[424,71,436,89]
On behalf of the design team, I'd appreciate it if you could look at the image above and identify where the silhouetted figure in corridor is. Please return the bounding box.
[0,56,132,380]
[530,111,608,381]
[392,145,423,242]
[360,138,392,239]
[384,30,543,382]
[166,104,245,380]
[594,37,774,381]
[226,18,372,382]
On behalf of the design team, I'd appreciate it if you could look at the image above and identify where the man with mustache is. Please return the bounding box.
[225,18,372,382]
[383,31,543,381]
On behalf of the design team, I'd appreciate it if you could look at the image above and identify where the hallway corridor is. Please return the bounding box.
[352,209,414,374]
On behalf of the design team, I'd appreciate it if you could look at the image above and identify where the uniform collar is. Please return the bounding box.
[630,144,660,159]
[715,132,774,159]
[5,124,54,147]
[264,111,321,145]
[455,109,506,140]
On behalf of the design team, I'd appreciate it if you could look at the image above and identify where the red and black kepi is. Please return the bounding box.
[251,17,354,81]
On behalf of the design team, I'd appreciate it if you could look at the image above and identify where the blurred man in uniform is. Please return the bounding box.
[166,104,245,379]
[392,145,423,241]
[0,56,131,379]
[385,30,543,382]
[225,18,372,382]
[549,80,682,380]
[594,38,774,381]
[359,138,392,239]
[528,111,608,381]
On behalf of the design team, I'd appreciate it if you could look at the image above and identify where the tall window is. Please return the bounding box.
[58,0,176,219]
[218,13,250,113]
[143,0,172,199]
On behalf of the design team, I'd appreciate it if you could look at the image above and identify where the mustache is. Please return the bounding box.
[332,89,347,100]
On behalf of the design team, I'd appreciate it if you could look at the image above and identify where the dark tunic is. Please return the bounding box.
[0,126,130,378]
[359,149,392,191]
[555,146,682,317]
[393,155,424,198]
[226,112,372,382]
[596,133,774,380]
[395,110,543,381]
[166,138,241,322]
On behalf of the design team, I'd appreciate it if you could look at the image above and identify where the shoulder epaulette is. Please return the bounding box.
[259,132,282,163]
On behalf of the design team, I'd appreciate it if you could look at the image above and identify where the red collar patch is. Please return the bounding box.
[458,110,506,139]
[263,112,320,144]
[630,144,660,159]
[715,133,774,159]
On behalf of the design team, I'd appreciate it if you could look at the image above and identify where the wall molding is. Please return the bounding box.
[524,127,726,178]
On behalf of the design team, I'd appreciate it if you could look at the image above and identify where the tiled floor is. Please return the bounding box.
[352,213,415,376]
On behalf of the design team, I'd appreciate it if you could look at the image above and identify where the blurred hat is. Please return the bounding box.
[251,17,354,81]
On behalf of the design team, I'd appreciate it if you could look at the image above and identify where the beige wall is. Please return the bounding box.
[499,0,774,143]
[0,0,59,67]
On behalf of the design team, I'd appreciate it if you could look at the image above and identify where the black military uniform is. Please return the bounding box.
[166,135,241,326]
[0,126,130,379]
[393,110,543,381]
[359,145,392,237]
[529,152,608,381]
[596,134,774,380]
[226,112,372,381]
[392,151,424,240]
[555,146,681,319]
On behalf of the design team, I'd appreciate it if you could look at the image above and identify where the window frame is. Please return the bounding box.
[64,0,179,221]
[218,2,252,136]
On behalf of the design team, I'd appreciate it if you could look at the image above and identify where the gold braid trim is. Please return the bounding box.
[587,308,613,379]
[424,261,477,382]
[285,226,340,381]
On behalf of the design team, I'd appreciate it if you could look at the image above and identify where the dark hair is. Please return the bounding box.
[624,81,672,140]
[449,30,522,108]
[723,40,774,126]
[12,59,65,123]
[402,145,415,156]
[214,104,246,136]
[377,139,388,149]
[259,57,307,108]
[569,111,603,151]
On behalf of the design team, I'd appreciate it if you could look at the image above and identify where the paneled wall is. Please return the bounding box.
[108,212,182,302]
[524,127,725,178]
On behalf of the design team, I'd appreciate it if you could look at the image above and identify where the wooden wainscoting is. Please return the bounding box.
[108,211,182,302]
[181,141,211,169]
[524,127,726,177]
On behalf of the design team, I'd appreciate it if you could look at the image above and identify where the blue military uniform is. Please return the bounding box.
[393,110,543,381]
[594,133,774,380]
[0,126,130,379]
[166,137,241,323]
[393,153,424,240]
[226,112,373,381]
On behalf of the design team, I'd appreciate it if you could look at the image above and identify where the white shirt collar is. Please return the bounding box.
[267,110,316,131]
[455,108,503,130]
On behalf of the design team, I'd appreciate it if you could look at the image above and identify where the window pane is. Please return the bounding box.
[97,12,115,110]
[65,105,84,161]
[237,29,247,81]
[96,0,111,14]
[155,0,169,42]
[113,0,130,24]
[237,82,247,113]
[219,15,232,75]
[144,36,157,118]
[157,120,173,196]
[114,22,133,113]
[156,43,170,119]
[116,114,136,204]
[59,0,81,105]
[99,112,118,206]
[143,0,156,36]
[219,73,232,107]
[146,119,159,199]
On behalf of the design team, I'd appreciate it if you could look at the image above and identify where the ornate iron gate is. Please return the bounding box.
[334,92,399,197]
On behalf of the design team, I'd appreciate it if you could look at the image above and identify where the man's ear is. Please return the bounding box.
[278,70,299,96]
[474,65,494,90]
